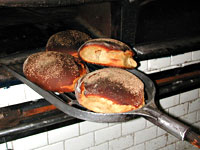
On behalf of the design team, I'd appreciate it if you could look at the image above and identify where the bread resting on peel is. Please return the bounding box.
[23,51,88,93]
[75,68,144,113]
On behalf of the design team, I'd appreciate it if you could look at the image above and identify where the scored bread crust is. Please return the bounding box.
[78,38,137,69]
[75,68,144,113]
[23,51,88,93]
[46,30,91,57]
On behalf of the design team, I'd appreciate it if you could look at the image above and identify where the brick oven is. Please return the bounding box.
[0,0,200,149]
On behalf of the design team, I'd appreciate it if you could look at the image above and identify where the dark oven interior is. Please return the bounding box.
[0,0,200,144]
[0,2,117,58]
[1,0,200,58]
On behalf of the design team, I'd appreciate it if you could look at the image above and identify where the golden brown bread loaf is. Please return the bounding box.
[46,30,91,57]
[78,38,137,69]
[23,51,88,93]
[75,68,144,113]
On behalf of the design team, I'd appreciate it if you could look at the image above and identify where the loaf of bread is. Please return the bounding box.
[78,38,137,69]
[23,51,88,93]
[75,68,144,113]
[46,30,91,57]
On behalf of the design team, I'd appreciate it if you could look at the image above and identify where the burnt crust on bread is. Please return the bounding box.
[75,68,144,113]
[23,51,87,93]
[46,30,91,57]
[78,38,137,69]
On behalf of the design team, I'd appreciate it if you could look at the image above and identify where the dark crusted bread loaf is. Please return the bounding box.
[23,51,88,93]
[75,68,144,113]
[46,30,91,57]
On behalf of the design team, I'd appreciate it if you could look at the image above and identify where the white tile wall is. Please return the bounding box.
[1,50,200,150]
[168,102,188,117]
[0,142,13,150]
[121,117,146,136]
[137,60,148,72]
[94,124,121,145]
[0,84,42,108]
[159,95,180,109]
[0,84,26,106]
[171,52,192,66]
[157,127,167,137]
[12,132,48,150]
[134,126,157,145]
[159,143,175,150]
[89,142,108,150]
[180,60,200,67]
[166,134,179,145]
[108,135,133,150]
[34,142,64,150]
[146,120,154,128]
[188,98,200,113]
[192,50,200,61]
[181,111,197,124]
[24,85,43,101]
[126,143,145,150]
[180,89,199,104]
[145,135,167,150]
[80,121,108,135]
[160,65,180,72]
[48,124,79,144]
[148,56,171,71]
[0,87,10,107]
[64,133,94,150]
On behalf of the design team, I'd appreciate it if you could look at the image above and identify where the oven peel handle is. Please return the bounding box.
[143,103,200,148]
[185,130,200,148]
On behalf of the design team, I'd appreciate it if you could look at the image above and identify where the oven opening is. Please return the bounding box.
[0,2,121,59]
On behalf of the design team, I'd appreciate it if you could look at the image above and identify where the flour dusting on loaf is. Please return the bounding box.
[23,51,87,93]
